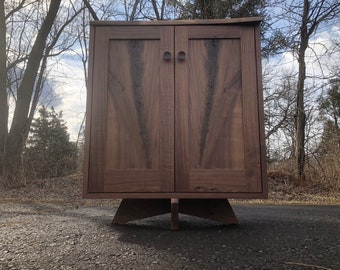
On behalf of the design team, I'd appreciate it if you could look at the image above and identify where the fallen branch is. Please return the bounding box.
[285,262,331,270]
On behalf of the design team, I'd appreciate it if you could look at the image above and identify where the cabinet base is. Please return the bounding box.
[112,198,238,230]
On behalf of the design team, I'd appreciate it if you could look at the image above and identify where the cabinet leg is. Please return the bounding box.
[179,199,238,225]
[171,198,179,231]
[112,198,238,229]
[112,199,170,224]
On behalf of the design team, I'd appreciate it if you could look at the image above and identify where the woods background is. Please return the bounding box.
[0,0,339,190]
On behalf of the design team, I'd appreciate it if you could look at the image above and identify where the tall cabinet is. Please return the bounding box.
[84,18,267,228]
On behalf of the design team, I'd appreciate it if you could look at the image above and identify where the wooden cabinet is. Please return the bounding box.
[84,18,267,200]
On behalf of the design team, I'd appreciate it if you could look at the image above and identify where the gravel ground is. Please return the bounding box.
[0,176,339,269]
[0,201,339,269]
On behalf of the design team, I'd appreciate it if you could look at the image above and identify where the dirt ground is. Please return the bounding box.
[1,173,338,206]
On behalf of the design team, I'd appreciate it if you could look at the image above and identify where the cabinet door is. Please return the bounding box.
[87,26,174,193]
[175,25,264,193]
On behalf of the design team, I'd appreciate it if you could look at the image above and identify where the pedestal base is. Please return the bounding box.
[112,198,238,230]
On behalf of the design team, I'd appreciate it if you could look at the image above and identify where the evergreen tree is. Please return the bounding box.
[24,106,77,179]
[319,78,340,154]
[314,78,340,187]
[178,0,266,20]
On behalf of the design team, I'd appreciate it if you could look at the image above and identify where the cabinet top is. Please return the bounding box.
[90,17,262,27]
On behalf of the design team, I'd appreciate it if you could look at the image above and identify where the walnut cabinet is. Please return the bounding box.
[84,18,267,200]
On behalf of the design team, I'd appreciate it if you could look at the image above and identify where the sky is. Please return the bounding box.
[264,24,339,85]
[49,53,87,141]
[50,22,339,142]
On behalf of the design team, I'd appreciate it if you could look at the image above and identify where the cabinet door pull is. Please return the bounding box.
[178,51,186,61]
[163,51,171,61]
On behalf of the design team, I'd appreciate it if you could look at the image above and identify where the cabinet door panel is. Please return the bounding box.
[175,26,263,193]
[87,26,174,193]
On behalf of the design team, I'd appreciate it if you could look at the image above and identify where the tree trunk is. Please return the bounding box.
[198,0,214,19]
[294,0,309,182]
[0,1,8,182]
[2,0,62,186]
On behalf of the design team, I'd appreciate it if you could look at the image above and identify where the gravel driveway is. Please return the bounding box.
[1,201,339,270]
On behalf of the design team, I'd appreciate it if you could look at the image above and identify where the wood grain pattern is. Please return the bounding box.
[199,38,219,165]
[87,27,109,192]
[240,27,262,192]
[186,26,241,39]
[175,25,261,193]
[128,40,151,168]
[175,26,190,192]
[159,26,175,192]
[88,26,174,193]
[106,39,160,170]
[189,170,248,192]
[104,170,160,192]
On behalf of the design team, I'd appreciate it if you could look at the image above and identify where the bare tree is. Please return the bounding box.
[268,0,340,181]
[82,0,99,20]
[293,0,339,181]
[0,1,7,169]
[0,0,84,187]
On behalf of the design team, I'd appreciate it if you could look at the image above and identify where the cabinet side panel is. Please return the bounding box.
[87,27,109,192]
[255,25,268,196]
[83,25,95,197]
[240,27,262,192]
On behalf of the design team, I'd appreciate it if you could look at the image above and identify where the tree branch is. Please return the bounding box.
[82,0,99,20]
